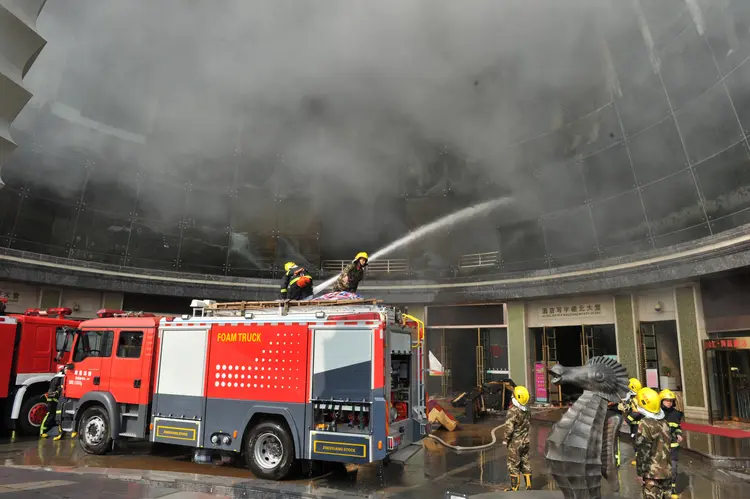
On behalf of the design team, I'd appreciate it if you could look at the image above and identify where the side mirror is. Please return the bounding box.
[66,363,74,371]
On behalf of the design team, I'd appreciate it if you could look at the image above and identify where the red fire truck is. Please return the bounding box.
[59,299,427,480]
[1,308,81,435]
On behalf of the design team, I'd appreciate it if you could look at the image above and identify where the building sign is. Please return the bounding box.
[703,337,750,350]
[539,303,603,319]
[0,290,21,304]
[535,362,547,402]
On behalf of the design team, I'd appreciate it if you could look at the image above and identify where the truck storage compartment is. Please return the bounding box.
[312,400,371,434]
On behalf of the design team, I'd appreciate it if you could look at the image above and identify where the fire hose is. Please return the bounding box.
[426,423,507,452]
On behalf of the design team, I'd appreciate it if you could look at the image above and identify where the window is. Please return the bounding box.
[40,288,61,309]
[116,331,143,359]
[73,330,114,362]
[55,327,75,353]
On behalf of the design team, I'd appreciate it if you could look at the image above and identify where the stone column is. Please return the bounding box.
[507,301,528,387]
[675,285,709,422]
[614,294,640,379]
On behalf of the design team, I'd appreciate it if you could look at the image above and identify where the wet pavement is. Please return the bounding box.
[1,418,749,498]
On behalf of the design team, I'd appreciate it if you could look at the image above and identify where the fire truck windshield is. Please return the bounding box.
[72,330,114,362]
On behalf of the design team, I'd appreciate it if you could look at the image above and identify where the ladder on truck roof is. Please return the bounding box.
[190,298,383,317]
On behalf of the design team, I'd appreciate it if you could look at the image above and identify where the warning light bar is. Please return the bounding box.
[24,307,73,317]
[96,309,156,318]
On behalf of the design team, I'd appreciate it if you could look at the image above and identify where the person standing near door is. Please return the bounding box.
[660,389,683,499]
[40,367,65,439]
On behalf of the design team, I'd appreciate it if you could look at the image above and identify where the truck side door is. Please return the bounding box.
[106,329,147,404]
[65,330,114,400]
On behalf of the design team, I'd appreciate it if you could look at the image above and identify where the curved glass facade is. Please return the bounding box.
[1,0,749,281]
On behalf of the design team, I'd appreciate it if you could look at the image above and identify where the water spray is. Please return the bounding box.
[312,196,512,295]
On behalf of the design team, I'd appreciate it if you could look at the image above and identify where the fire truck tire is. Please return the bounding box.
[18,394,48,436]
[78,406,113,455]
[245,421,295,480]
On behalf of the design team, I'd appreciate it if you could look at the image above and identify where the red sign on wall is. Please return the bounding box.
[703,337,750,350]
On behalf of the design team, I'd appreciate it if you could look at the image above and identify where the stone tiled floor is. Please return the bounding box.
[1,418,749,498]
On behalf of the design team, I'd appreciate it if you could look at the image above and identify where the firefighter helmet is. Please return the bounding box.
[284,262,296,272]
[354,252,369,262]
[659,389,676,400]
[636,387,661,415]
[628,378,642,393]
[514,385,530,406]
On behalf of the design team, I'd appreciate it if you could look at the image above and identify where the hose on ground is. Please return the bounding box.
[426,423,506,452]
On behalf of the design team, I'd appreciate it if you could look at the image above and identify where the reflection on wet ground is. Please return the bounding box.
[1,418,749,498]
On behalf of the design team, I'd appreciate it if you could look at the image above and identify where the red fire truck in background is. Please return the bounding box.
[58,299,427,480]
[1,308,81,435]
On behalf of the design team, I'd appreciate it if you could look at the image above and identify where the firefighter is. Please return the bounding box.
[634,387,672,499]
[660,389,683,498]
[332,252,368,293]
[0,295,7,315]
[624,377,643,465]
[502,385,531,491]
[40,367,65,439]
[280,262,313,301]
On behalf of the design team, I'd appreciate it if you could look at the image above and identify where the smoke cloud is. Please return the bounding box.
[10,0,659,269]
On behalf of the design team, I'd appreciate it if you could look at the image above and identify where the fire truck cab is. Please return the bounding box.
[60,300,427,480]
[0,308,80,435]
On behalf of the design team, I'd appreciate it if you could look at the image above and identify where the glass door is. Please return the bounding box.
[481,327,509,383]
[727,350,750,422]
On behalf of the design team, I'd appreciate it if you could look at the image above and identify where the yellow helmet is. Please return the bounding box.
[284,262,296,272]
[659,389,676,401]
[636,387,661,415]
[628,378,642,393]
[354,252,369,262]
[513,385,530,406]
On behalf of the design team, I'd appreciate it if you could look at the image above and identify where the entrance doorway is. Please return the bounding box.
[427,327,509,397]
[706,348,750,422]
[531,324,617,405]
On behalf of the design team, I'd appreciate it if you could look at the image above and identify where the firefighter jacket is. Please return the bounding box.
[663,406,684,448]
[45,371,64,402]
[332,261,366,293]
[635,415,672,480]
[280,265,311,298]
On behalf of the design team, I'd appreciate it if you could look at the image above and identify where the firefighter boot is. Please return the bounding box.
[71,431,78,438]
[53,427,63,441]
[504,474,520,491]
[523,474,532,490]
[671,481,679,498]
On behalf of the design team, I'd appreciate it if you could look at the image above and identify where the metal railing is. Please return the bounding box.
[320,259,409,274]
[458,251,499,268]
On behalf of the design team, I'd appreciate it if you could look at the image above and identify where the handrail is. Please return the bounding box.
[320,259,409,273]
[459,252,498,268]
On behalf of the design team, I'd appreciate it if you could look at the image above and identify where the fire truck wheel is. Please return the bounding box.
[18,394,48,435]
[78,406,113,455]
[245,421,295,480]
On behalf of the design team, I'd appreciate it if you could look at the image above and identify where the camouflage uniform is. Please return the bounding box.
[332,261,366,293]
[635,416,672,499]
[504,403,531,475]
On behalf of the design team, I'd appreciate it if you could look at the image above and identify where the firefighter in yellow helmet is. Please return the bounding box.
[279,262,313,300]
[503,385,531,491]
[634,387,672,499]
[332,252,368,293]
[660,389,683,498]
[619,377,644,467]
